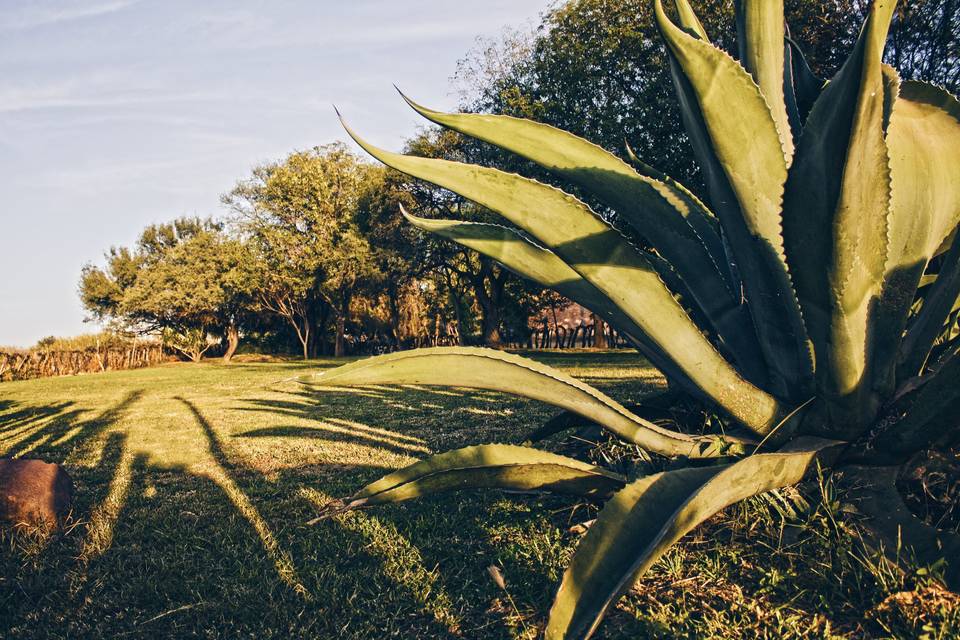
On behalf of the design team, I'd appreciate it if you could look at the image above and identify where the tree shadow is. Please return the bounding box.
[174,388,568,636]
[235,423,430,459]
[4,385,529,637]
[2,427,133,629]
[0,400,77,444]
[156,397,465,637]
[4,360,669,638]
[238,384,550,455]
[227,389,590,635]
[1,390,145,462]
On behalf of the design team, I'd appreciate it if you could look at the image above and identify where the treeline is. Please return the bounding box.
[78,0,958,361]
[79,144,571,361]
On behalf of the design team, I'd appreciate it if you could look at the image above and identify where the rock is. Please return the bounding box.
[0,459,74,528]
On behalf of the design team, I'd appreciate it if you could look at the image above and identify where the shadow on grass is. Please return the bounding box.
[0,390,144,462]
[193,390,572,637]
[236,423,430,458]
[0,400,78,447]
[236,383,547,457]
[86,397,472,637]
[2,368,650,638]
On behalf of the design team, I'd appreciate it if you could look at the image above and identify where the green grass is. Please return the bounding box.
[1,351,957,639]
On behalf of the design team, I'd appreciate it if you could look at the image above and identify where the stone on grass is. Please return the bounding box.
[0,459,74,528]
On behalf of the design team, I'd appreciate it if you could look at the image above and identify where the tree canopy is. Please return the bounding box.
[79,218,254,361]
[223,143,382,357]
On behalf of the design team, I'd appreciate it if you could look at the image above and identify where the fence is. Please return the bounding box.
[528,321,628,350]
[341,320,628,354]
[0,344,168,382]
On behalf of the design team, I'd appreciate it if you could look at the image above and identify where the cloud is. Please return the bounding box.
[0,74,220,114]
[0,0,141,32]
[168,2,543,55]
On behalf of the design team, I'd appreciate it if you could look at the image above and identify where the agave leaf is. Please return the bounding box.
[895,85,960,244]
[404,197,709,345]
[403,94,725,265]
[623,140,725,260]
[781,1,897,431]
[304,347,750,458]
[890,86,960,374]
[734,0,793,158]
[935,320,960,373]
[545,437,843,640]
[672,0,709,41]
[655,0,813,401]
[526,397,682,444]
[936,227,958,257]
[343,444,627,507]
[401,205,691,330]
[865,65,908,397]
[875,81,960,393]
[890,82,960,245]
[784,35,825,133]
[842,465,960,590]
[902,234,960,380]
[400,206,708,399]
[625,141,746,293]
[338,119,782,434]
[947,301,960,325]
[878,347,960,456]
[398,94,766,383]
[400,208,602,307]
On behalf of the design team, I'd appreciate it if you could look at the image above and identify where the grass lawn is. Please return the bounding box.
[1,351,957,639]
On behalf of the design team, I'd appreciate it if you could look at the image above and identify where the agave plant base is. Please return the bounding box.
[840,461,960,589]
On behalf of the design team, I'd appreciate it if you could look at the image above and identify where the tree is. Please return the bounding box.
[355,166,426,345]
[319,224,381,356]
[882,0,959,89]
[454,0,959,193]
[224,143,382,358]
[376,127,546,347]
[79,218,255,362]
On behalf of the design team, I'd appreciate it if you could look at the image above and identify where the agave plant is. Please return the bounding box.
[307,1,960,637]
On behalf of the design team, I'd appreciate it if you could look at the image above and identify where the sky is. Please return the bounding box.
[0,0,552,348]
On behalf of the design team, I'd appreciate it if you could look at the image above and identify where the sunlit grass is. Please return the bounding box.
[1,352,956,638]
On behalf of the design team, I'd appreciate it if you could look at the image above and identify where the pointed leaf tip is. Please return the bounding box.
[397,90,442,119]
[672,0,710,41]
[393,85,418,107]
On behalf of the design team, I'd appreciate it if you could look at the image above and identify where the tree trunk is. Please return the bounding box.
[335,315,347,357]
[592,313,607,348]
[474,260,506,348]
[387,282,402,345]
[222,324,240,363]
[448,289,466,346]
[300,326,310,360]
[481,310,502,347]
[307,329,321,358]
[307,299,327,358]
[334,293,351,358]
